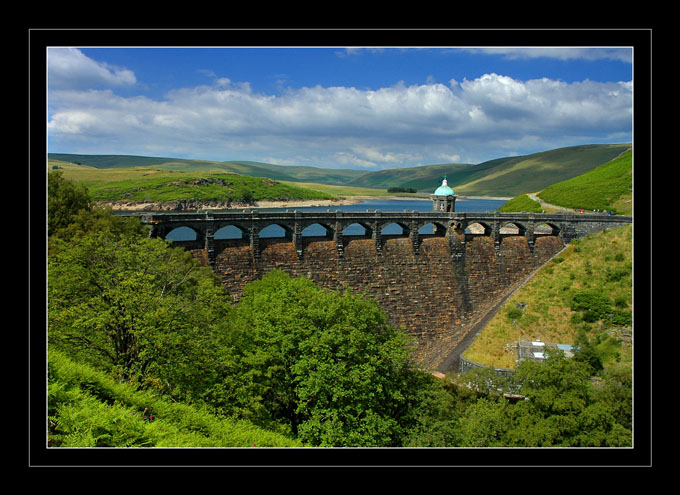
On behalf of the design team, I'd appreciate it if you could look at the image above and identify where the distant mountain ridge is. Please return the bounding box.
[48,143,631,198]
[343,144,631,196]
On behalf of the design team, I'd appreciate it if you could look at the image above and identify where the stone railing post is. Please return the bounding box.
[409,217,420,255]
[293,211,303,259]
[249,211,260,259]
[334,211,344,258]
[372,211,383,255]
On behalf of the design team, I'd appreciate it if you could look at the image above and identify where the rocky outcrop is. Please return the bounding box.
[95,199,254,211]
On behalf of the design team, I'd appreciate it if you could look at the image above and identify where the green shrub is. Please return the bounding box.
[506,307,523,321]
[571,290,611,320]
[610,310,632,326]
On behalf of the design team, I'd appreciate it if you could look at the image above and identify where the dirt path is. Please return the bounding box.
[526,192,573,212]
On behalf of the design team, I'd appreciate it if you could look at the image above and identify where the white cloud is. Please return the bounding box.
[462,47,633,63]
[437,153,462,163]
[48,48,136,89]
[48,55,632,168]
[334,152,378,169]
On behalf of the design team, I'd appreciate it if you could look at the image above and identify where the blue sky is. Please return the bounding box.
[47,46,633,169]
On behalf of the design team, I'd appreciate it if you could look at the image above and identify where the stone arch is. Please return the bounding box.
[259,222,294,238]
[465,221,491,235]
[301,222,334,238]
[380,221,410,236]
[418,221,448,236]
[342,222,372,237]
[165,226,198,241]
[214,224,246,239]
[499,221,527,236]
[534,222,561,236]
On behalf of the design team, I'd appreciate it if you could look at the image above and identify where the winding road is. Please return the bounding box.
[526,192,574,212]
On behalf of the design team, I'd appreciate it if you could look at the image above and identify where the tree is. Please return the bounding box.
[572,328,604,375]
[454,348,632,447]
[48,171,92,236]
[222,270,426,446]
[48,229,233,400]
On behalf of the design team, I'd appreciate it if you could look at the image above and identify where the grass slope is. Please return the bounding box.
[463,225,632,370]
[537,151,632,215]
[48,350,303,447]
[497,194,543,213]
[48,153,365,185]
[453,144,631,197]
[49,143,631,198]
[343,144,630,196]
[49,161,335,203]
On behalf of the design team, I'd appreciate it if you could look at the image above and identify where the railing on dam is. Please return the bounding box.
[125,210,632,263]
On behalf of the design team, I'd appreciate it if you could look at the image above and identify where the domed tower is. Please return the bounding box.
[431,176,457,212]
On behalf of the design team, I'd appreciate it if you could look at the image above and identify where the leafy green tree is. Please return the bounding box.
[455,349,632,447]
[48,171,92,236]
[52,206,148,243]
[48,230,233,401]
[514,348,591,417]
[221,270,426,446]
[400,378,477,447]
[455,398,511,447]
[591,361,633,430]
[572,328,604,375]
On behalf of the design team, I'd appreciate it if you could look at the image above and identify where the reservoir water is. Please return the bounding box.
[164,197,508,240]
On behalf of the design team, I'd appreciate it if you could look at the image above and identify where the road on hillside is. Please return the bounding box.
[526,192,574,212]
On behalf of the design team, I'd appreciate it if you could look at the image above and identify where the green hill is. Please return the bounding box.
[448,144,630,197]
[343,160,495,191]
[47,161,335,204]
[48,153,365,185]
[537,151,632,215]
[48,143,631,198]
[342,144,630,196]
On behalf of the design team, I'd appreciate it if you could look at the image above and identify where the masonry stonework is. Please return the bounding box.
[191,231,565,367]
[133,211,631,369]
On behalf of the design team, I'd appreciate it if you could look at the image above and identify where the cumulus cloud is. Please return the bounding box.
[48,48,137,89]
[47,51,632,167]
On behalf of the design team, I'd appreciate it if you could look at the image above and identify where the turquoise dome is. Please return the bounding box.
[433,178,454,196]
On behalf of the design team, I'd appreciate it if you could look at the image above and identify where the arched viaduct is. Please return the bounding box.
[131,210,632,370]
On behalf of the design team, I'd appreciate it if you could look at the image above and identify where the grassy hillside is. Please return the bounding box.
[279,180,428,198]
[497,194,543,213]
[48,153,365,185]
[537,151,632,215]
[344,162,477,190]
[463,225,632,370]
[48,350,303,447]
[49,143,631,198]
[48,160,335,204]
[343,144,630,196]
[453,144,631,197]
[229,161,366,184]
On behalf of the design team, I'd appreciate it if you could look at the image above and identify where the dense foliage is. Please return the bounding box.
[217,270,434,446]
[48,350,302,447]
[48,171,92,236]
[46,174,633,447]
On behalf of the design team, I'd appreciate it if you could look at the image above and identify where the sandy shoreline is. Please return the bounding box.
[98,194,510,212]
